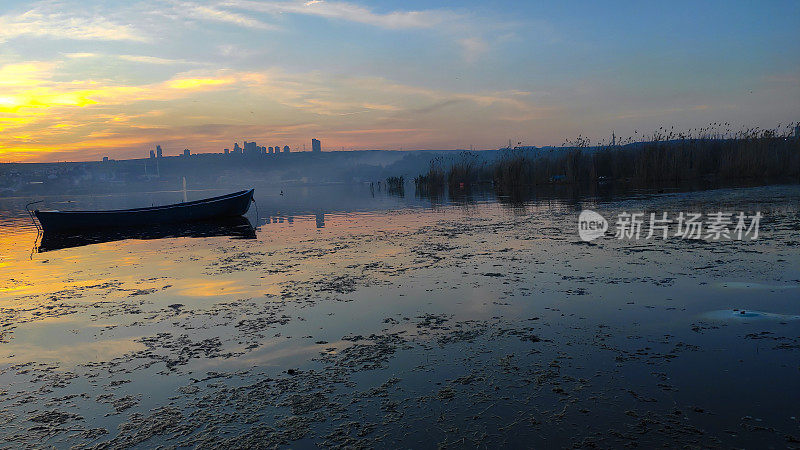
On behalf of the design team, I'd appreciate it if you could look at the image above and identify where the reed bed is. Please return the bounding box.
[385,176,405,195]
[415,123,800,196]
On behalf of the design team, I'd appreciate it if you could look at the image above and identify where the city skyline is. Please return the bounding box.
[0,0,798,162]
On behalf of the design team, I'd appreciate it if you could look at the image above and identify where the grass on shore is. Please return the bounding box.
[414,123,800,195]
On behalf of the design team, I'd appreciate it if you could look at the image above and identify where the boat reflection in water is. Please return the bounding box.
[38,216,256,252]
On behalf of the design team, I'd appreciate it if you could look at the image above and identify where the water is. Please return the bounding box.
[0,183,798,447]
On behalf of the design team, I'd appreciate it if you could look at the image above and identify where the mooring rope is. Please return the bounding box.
[25,200,43,232]
[25,200,44,259]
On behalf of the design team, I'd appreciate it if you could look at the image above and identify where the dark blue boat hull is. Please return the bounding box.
[35,189,254,232]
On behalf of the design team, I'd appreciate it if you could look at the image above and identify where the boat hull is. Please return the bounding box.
[35,189,254,232]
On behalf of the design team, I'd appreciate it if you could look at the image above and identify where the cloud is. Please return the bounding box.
[215,44,265,59]
[155,1,501,62]
[0,66,244,117]
[331,128,430,135]
[459,37,489,63]
[405,99,464,115]
[176,1,277,29]
[64,52,201,66]
[0,63,536,122]
[63,52,102,59]
[167,76,237,89]
[221,0,453,30]
[0,62,57,87]
[0,7,147,42]
[0,60,547,161]
[217,0,504,62]
[118,55,193,65]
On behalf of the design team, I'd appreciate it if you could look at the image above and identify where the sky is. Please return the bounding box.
[0,0,798,162]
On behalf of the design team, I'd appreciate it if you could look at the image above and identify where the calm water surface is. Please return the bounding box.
[0,183,798,448]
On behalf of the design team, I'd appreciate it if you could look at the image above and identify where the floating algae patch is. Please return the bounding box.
[716,282,799,290]
[0,185,799,448]
[702,309,800,322]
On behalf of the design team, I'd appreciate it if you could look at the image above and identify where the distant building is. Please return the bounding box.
[268,147,273,153]
[183,149,190,157]
[795,124,800,139]
[224,148,229,155]
[233,143,242,154]
[149,150,156,159]
[283,145,290,153]
[102,156,109,162]
[244,141,257,155]
[156,145,163,158]
[312,138,321,152]
[273,144,280,154]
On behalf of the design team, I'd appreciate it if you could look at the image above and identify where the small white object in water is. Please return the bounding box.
[703,309,800,321]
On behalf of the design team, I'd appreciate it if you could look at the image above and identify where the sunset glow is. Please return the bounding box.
[0,0,798,162]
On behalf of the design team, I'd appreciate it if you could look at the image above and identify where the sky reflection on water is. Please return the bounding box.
[0,183,798,447]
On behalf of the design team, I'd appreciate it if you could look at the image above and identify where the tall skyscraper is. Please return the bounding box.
[312,138,321,152]
[183,149,190,156]
[149,150,155,159]
[156,145,163,158]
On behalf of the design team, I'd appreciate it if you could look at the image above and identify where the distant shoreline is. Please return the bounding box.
[2,135,799,198]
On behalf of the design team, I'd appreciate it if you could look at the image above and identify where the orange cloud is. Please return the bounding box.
[0,61,543,162]
[167,77,236,90]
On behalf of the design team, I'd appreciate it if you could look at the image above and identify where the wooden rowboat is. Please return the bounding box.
[34,189,254,233]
